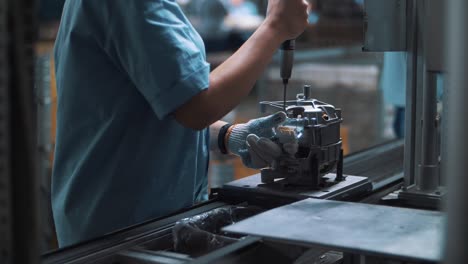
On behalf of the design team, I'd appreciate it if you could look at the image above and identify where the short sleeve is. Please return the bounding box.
[102,0,210,119]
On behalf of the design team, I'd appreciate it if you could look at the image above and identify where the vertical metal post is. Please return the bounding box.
[417,69,439,191]
[403,0,418,187]
[9,0,39,263]
[397,0,446,208]
[444,0,468,262]
[0,1,11,263]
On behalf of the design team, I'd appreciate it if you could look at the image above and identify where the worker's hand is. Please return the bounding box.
[265,0,309,41]
[227,112,286,168]
[238,135,283,169]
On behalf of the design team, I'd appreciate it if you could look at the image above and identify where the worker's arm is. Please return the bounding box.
[174,0,309,130]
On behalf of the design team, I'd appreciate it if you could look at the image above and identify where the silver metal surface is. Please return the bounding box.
[224,199,444,262]
[444,0,468,262]
[116,249,191,264]
[371,172,403,191]
[223,174,370,200]
[363,0,407,51]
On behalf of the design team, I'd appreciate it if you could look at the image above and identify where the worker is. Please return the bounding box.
[231,0,259,15]
[381,52,444,139]
[53,0,309,247]
[381,52,407,138]
[225,0,264,45]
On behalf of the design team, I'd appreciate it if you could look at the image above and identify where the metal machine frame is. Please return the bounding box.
[1,0,40,263]
[398,0,446,208]
[444,0,468,262]
[364,0,446,209]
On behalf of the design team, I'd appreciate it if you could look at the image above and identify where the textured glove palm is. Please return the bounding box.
[227,112,286,169]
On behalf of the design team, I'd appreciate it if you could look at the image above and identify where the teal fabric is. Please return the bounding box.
[381,52,407,107]
[53,0,210,247]
[381,52,445,106]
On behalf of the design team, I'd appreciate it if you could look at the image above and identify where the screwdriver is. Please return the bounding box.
[280,39,295,111]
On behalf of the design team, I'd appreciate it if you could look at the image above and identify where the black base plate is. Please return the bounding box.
[216,173,371,207]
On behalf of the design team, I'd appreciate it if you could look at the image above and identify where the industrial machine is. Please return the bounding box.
[271,29,349,190]
[218,86,370,204]
[364,0,446,210]
[3,0,468,263]
[259,85,344,187]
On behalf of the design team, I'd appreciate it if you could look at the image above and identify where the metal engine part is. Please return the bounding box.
[260,85,343,188]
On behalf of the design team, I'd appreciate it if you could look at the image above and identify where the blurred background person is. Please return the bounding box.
[183,0,263,52]
[380,52,407,139]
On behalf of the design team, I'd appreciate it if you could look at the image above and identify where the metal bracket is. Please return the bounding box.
[398,185,446,209]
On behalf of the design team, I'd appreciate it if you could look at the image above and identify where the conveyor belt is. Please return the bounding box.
[42,202,227,264]
[343,140,404,185]
[43,141,406,264]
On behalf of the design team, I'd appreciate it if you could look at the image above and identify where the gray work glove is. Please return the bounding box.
[227,112,287,169]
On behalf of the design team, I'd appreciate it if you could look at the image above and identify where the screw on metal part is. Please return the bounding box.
[303,85,312,99]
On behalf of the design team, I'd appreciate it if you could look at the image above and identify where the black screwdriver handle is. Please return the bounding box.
[280,39,296,82]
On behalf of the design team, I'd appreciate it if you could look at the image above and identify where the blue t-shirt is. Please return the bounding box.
[53,0,210,247]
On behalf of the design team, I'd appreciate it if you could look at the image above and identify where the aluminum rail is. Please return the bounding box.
[444,0,468,263]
